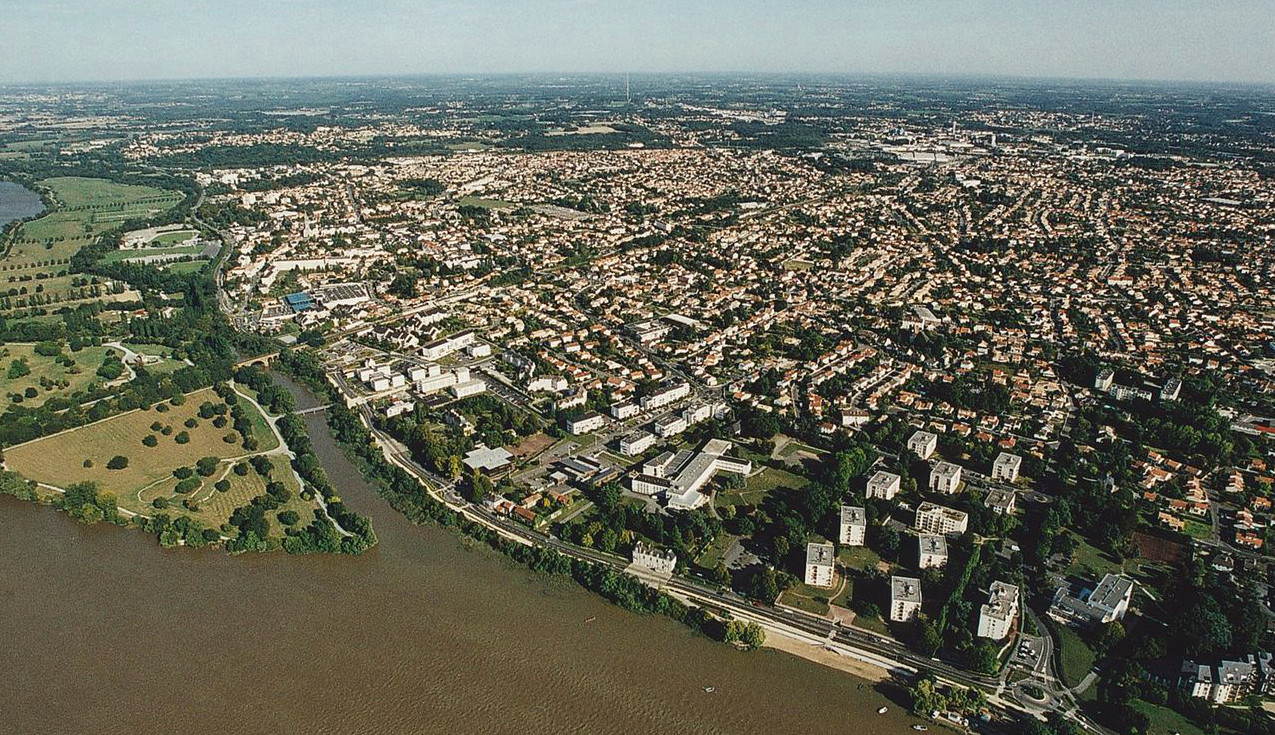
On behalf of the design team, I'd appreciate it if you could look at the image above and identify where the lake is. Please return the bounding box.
[0,181,44,228]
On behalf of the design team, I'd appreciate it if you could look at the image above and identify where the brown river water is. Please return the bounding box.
[0,377,916,735]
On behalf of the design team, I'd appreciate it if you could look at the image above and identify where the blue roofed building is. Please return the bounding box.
[284,292,315,312]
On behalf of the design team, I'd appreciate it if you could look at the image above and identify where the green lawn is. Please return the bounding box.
[1129,700,1207,735]
[151,230,198,245]
[718,466,805,507]
[0,342,111,410]
[458,196,515,210]
[1053,622,1097,689]
[838,545,884,574]
[695,533,738,570]
[778,586,832,616]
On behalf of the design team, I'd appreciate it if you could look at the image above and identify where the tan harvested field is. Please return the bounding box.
[5,387,277,500]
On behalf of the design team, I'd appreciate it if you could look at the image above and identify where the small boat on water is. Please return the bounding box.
[584,616,596,623]
[877,706,888,714]
[703,686,716,693]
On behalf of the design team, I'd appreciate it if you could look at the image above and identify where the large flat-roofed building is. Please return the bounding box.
[867,470,901,501]
[908,430,938,460]
[992,452,1022,483]
[462,444,514,477]
[839,505,866,546]
[805,542,836,588]
[1048,573,1135,626]
[629,439,751,511]
[891,576,923,622]
[977,581,1020,640]
[930,461,962,494]
[915,501,969,535]
[918,534,948,569]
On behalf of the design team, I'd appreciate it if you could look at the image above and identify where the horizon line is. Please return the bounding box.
[2,70,1274,92]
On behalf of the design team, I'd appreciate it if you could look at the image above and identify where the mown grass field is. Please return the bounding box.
[717,466,805,508]
[141,454,316,535]
[0,342,111,410]
[6,387,277,502]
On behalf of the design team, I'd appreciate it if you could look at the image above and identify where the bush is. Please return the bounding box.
[173,466,193,479]
[223,432,238,444]
[152,497,169,509]
[213,415,228,428]
[184,418,198,428]
[174,477,200,494]
[142,434,158,447]
[215,479,231,492]
[154,402,169,413]
[233,462,249,476]
[105,455,129,470]
[277,510,300,526]
[170,394,186,406]
[83,459,93,468]
[195,456,219,476]
[175,431,190,444]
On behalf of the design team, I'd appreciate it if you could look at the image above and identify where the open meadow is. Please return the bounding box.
[0,177,181,315]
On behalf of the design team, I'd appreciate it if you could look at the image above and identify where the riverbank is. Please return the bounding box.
[762,627,891,683]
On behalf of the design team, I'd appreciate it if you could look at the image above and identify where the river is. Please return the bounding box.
[0,181,45,228]
[0,374,917,735]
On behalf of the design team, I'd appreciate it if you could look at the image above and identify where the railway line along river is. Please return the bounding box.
[0,374,917,735]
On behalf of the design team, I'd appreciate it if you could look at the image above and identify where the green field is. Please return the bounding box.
[151,229,198,245]
[1052,622,1097,689]
[6,387,278,499]
[1129,700,1207,735]
[718,466,805,507]
[458,195,515,210]
[0,177,181,315]
[0,342,112,410]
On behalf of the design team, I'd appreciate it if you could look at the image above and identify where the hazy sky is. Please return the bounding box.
[2,0,1273,85]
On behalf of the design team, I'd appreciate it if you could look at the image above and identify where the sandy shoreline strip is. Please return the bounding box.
[762,628,891,683]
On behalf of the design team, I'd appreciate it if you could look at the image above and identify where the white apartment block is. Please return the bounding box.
[639,382,690,411]
[449,379,486,399]
[567,411,606,435]
[610,401,641,420]
[915,502,969,535]
[908,430,938,460]
[992,452,1022,483]
[930,461,963,494]
[918,534,948,569]
[654,414,688,439]
[805,542,836,588]
[839,505,866,547]
[891,576,923,622]
[619,430,656,457]
[977,582,1020,640]
[866,470,901,501]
